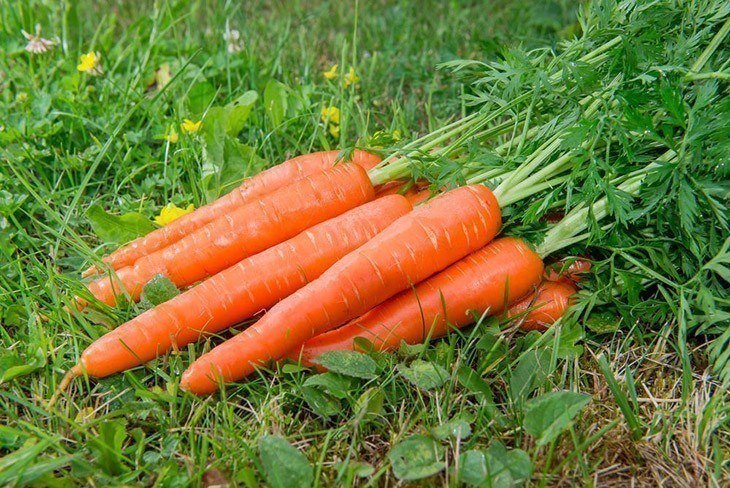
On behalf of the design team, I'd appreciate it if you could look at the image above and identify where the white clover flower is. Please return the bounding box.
[223,24,244,53]
[22,24,57,54]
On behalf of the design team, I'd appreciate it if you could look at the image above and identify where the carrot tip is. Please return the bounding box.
[81,266,99,278]
[47,364,82,408]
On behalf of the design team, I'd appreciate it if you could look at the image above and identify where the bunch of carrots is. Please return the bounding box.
[56,141,595,398]
[54,8,729,400]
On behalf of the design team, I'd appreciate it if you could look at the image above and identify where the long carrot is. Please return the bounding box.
[506,280,577,332]
[84,163,375,306]
[68,195,412,379]
[180,185,502,394]
[286,237,544,366]
[83,150,381,276]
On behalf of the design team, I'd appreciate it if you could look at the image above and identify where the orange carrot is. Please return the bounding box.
[83,150,381,276]
[375,181,433,206]
[181,185,502,394]
[406,188,433,206]
[543,258,591,284]
[84,163,375,306]
[287,237,544,367]
[73,195,412,378]
[506,280,577,331]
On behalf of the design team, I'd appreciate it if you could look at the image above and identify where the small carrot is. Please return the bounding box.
[84,163,375,306]
[83,150,381,276]
[181,185,502,394]
[543,258,591,284]
[286,237,544,366]
[506,280,577,331]
[71,195,412,378]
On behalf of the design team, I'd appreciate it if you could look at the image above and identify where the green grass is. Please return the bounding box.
[0,0,727,486]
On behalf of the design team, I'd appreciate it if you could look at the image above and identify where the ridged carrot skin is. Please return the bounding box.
[287,237,544,366]
[506,280,577,331]
[84,150,381,275]
[77,195,412,378]
[181,185,502,394]
[85,163,375,306]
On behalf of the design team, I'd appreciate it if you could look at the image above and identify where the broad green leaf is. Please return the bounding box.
[226,90,258,137]
[457,365,495,401]
[187,81,216,116]
[398,341,427,357]
[281,363,308,374]
[0,347,46,384]
[303,372,354,399]
[485,442,532,485]
[523,391,591,446]
[398,360,450,390]
[313,350,378,379]
[353,387,385,421]
[585,313,620,334]
[556,320,584,359]
[88,420,128,475]
[202,134,267,201]
[259,435,313,488]
[458,443,532,487]
[509,348,553,403]
[86,205,155,244]
[388,435,444,481]
[139,274,179,308]
[431,418,472,440]
[1,303,28,327]
[201,106,229,175]
[458,450,488,486]
[264,79,288,127]
[301,386,340,418]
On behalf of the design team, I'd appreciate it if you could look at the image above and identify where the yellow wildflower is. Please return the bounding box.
[154,203,194,226]
[323,64,338,80]
[392,129,402,141]
[181,119,202,133]
[320,106,340,125]
[165,126,179,143]
[344,67,360,87]
[77,51,102,75]
[329,124,340,138]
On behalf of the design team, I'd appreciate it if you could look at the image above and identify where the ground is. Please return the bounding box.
[0,0,727,486]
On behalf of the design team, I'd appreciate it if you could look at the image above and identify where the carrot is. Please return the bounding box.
[84,163,375,306]
[286,237,544,367]
[506,280,577,331]
[373,179,433,205]
[544,258,591,284]
[83,150,381,276]
[406,188,433,206]
[72,195,412,378]
[180,185,502,394]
